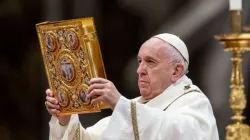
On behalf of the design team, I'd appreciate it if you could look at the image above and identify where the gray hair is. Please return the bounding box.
[164,44,189,75]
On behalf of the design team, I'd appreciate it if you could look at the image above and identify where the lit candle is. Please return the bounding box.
[229,0,242,10]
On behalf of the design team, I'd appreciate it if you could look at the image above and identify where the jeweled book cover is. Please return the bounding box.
[36,17,108,115]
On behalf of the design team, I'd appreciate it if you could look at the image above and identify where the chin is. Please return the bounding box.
[140,90,150,98]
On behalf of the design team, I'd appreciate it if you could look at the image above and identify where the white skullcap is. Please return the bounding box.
[153,33,189,65]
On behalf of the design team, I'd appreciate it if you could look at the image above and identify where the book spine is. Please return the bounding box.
[82,25,109,109]
[82,25,106,79]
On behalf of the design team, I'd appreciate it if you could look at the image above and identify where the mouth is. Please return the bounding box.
[139,80,148,84]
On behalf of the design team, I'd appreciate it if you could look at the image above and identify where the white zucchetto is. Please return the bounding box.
[153,33,189,65]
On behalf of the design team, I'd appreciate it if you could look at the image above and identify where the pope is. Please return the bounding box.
[45,33,219,140]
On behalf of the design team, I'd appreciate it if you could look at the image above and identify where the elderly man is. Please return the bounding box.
[45,33,219,140]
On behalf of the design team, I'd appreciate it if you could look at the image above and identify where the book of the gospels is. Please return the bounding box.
[36,17,108,115]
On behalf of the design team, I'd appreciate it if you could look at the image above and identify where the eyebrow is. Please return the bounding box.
[137,55,158,61]
[145,56,157,61]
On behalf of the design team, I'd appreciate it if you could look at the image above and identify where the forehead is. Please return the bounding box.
[138,38,168,58]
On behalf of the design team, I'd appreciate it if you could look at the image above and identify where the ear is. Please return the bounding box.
[171,63,184,82]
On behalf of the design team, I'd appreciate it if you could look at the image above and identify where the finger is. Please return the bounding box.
[87,83,105,95]
[46,89,54,97]
[87,89,104,99]
[91,96,103,104]
[46,96,58,104]
[46,101,60,109]
[89,78,109,85]
[48,108,60,115]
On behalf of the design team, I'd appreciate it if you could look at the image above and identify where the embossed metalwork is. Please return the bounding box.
[36,18,108,115]
[215,33,250,140]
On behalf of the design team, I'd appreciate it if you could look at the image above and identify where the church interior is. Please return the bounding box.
[0,0,250,139]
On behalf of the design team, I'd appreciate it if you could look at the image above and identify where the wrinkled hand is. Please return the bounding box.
[45,89,60,116]
[87,78,121,110]
[45,89,71,126]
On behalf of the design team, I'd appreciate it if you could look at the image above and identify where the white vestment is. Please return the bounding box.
[49,75,219,140]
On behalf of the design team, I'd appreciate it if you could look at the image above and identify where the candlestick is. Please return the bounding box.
[215,1,250,138]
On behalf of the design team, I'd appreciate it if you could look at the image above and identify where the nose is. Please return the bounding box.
[137,62,147,76]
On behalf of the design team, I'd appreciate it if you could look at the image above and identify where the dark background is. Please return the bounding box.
[0,0,250,139]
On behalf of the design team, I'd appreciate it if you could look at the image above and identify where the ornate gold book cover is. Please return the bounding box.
[36,17,108,115]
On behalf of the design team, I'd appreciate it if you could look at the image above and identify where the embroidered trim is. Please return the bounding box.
[163,89,201,111]
[75,122,80,140]
[131,100,140,140]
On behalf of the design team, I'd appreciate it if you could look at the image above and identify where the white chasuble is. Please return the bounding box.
[49,75,219,140]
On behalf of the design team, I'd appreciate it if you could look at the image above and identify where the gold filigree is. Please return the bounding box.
[36,18,107,115]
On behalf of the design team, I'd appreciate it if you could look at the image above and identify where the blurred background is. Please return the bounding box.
[0,0,250,139]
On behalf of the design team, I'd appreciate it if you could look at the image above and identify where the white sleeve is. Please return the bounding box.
[103,95,219,140]
[49,114,91,140]
[49,114,111,140]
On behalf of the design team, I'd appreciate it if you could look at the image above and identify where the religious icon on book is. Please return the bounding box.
[80,89,87,102]
[58,91,68,106]
[36,17,109,115]
[45,33,56,51]
[66,31,79,49]
[60,58,74,81]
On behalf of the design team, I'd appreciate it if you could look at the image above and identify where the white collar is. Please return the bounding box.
[136,75,195,110]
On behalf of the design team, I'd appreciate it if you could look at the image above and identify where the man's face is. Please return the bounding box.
[137,38,174,100]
